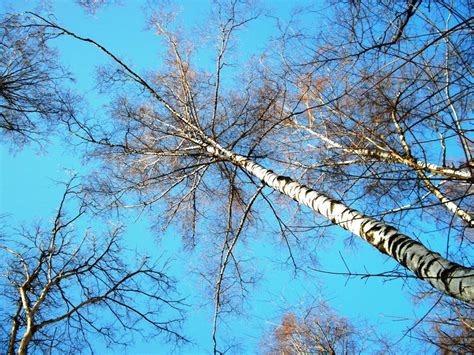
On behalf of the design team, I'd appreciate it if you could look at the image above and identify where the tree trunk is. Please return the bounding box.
[17,328,33,355]
[206,144,474,303]
[7,303,21,355]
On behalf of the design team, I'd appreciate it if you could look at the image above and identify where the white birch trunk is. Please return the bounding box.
[206,145,474,303]
[293,123,473,181]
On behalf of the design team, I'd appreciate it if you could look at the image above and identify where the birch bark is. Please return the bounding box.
[206,144,474,303]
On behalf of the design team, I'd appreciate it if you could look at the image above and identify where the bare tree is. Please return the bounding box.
[76,0,118,14]
[1,0,473,351]
[277,0,473,228]
[0,13,76,146]
[263,299,473,354]
[0,178,185,354]
[22,2,472,302]
[261,302,369,354]
[418,298,473,354]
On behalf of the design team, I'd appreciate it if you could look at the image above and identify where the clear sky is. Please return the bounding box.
[0,1,441,353]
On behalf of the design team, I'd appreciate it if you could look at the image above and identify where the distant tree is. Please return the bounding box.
[76,0,117,14]
[264,300,474,354]
[262,302,368,354]
[419,298,473,354]
[0,178,185,354]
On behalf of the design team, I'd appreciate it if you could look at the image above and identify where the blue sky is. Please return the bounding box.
[0,1,441,353]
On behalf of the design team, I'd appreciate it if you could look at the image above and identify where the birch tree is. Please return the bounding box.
[0,178,185,354]
[25,1,472,300]
[262,302,368,354]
